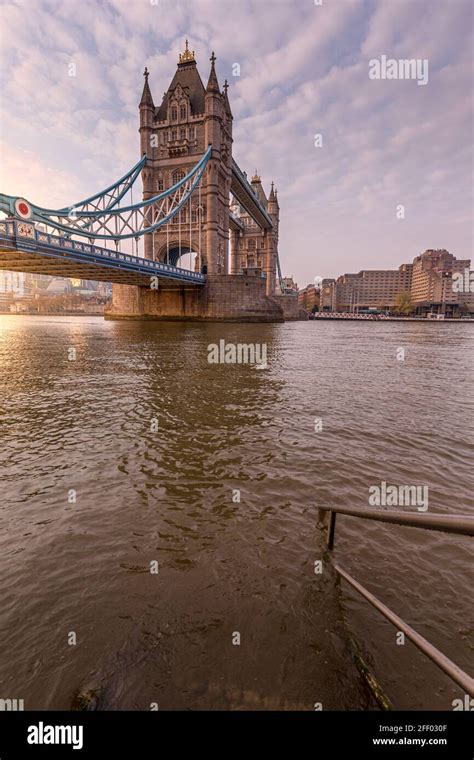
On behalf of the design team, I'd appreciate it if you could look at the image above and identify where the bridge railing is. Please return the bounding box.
[318,505,474,698]
[0,218,206,284]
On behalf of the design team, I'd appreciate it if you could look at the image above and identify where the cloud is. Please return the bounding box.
[0,0,472,285]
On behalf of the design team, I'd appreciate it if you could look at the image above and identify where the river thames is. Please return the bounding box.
[0,316,472,710]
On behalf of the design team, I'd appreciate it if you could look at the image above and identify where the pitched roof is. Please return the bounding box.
[156,60,206,120]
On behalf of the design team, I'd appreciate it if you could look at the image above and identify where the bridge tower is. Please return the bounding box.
[139,41,232,274]
[230,173,279,296]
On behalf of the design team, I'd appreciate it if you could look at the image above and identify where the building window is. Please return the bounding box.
[171,128,177,141]
[173,170,185,183]
[171,106,178,121]
[180,127,186,140]
[157,179,164,191]
[180,105,186,120]
[189,126,196,140]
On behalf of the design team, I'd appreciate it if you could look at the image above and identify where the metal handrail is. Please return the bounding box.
[335,565,474,697]
[318,505,474,698]
[319,505,474,549]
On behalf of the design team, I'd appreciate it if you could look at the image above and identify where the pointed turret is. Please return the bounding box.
[268,181,278,215]
[139,67,154,160]
[206,51,220,94]
[205,51,223,127]
[222,79,232,117]
[139,67,154,108]
[250,171,268,208]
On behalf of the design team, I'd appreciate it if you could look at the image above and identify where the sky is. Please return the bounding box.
[0,0,472,287]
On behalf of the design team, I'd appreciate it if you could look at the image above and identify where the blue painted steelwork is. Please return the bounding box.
[57,155,146,213]
[0,147,212,242]
[0,156,146,220]
[0,219,205,285]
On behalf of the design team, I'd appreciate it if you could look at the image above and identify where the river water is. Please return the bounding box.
[0,315,472,710]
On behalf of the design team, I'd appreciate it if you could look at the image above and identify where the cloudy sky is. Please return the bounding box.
[0,0,472,286]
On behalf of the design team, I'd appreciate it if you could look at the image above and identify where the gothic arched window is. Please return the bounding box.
[171,106,178,121]
[180,105,186,120]
[173,170,185,183]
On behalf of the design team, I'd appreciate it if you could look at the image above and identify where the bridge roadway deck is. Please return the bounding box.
[0,219,205,288]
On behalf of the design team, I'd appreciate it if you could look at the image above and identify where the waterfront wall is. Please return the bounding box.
[274,293,308,321]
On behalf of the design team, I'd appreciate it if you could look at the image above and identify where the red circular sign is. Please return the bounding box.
[14,198,31,219]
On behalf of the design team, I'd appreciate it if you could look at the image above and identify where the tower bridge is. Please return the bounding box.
[0,41,305,322]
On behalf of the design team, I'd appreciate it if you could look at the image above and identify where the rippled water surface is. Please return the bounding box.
[0,315,472,710]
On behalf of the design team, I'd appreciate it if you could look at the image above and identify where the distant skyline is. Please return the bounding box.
[0,0,472,287]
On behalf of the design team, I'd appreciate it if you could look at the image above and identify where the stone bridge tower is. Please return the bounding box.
[108,42,305,322]
[230,173,280,296]
[139,41,232,274]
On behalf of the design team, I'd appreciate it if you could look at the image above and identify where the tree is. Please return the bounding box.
[395,291,413,315]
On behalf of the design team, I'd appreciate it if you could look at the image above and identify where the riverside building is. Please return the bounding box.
[300,250,473,316]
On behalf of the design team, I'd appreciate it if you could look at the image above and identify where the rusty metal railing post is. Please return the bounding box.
[318,505,474,537]
[327,510,336,550]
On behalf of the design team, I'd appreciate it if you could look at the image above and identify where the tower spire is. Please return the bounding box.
[139,67,154,108]
[222,79,232,116]
[206,51,220,93]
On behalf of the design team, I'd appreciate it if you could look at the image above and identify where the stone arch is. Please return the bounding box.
[157,240,201,271]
